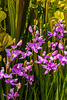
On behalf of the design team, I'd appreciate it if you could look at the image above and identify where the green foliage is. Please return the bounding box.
[8,0,16,38]
[0,32,14,52]
[0,11,6,22]
[54,10,64,19]
[0,81,4,100]
[64,11,67,30]
[0,0,67,100]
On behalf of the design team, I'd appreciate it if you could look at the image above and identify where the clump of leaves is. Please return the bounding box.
[0,9,14,52]
[0,9,7,33]
[0,10,7,22]
[0,32,14,52]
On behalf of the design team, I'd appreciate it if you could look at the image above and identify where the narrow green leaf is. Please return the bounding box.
[60,74,67,100]
[0,80,4,100]
[64,11,67,30]
[15,0,25,43]
[8,0,15,38]
[34,89,37,100]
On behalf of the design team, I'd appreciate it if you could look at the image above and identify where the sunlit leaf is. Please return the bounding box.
[58,4,65,8]
[0,24,5,33]
[36,0,43,2]
[2,34,13,48]
[0,33,14,52]
[54,10,64,19]
[6,38,15,48]
[50,0,55,3]
[31,4,38,9]
[0,11,7,22]
[58,0,66,5]
[64,6,67,11]
[0,32,6,43]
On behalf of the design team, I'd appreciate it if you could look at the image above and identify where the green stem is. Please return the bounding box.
[25,82,28,100]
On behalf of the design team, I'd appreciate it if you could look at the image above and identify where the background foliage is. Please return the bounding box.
[0,0,67,100]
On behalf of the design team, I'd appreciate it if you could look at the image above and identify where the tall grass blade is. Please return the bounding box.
[8,0,15,38]
[0,80,4,100]
[60,74,67,100]
[15,0,25,43]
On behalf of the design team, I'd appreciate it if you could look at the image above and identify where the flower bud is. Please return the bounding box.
[6,61,9,69]
[3,57,6,63]
[58,43,63,50]
[48,41,51,48]
[14,92,19,97]
[28,26,33,33]
[52,50,58,56]
[17,40,23,46]
[30,60,33,64]
[34,25,36,31]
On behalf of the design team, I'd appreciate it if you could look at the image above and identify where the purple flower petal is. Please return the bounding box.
[14,92,19,98]
[52,50,58,56]
[28,26,33,33]
[17,40,23,46]
[58,43,63,50]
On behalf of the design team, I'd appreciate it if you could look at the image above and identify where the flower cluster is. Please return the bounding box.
[0,25,46,99]
[5,40,32,62]
[0,39,34,99]
[27,26,45,53]
[35,20,67,74]
[3,88,19,99]
[48,20,67,39]
[35,51,60,74]
[0,67,18,85]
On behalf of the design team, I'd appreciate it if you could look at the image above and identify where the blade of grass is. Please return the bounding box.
[60,74,67,100]
[34,52,39,76]
[0,80,4,100]
[39,49,45,100]
[25,82,28,100]
[55,71,59,100]
[39,64,45,100]
[19,79,25,100]
[15,0,25,43]
[34,88,37,100]
[46,72,57,100]
[19,0,30,41]
[8,0,15,38]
